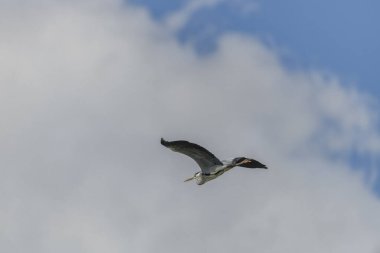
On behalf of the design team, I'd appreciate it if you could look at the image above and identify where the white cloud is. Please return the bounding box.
[163,0,260,32]
[164,0,224,31]
[1,1,380,253]
[231,0,260,15]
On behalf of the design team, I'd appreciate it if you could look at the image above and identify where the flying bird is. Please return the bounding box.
[161,138,267,185]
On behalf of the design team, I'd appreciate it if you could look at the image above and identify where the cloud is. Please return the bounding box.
[229,0,260,15]
[1,1,380,252]
[164,0,224,31]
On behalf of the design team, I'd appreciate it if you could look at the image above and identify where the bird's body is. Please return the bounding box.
[161,138,267,185]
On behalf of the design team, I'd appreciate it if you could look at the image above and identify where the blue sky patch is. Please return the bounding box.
[129,0,380,94]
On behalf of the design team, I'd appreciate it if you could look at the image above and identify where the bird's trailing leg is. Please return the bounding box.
[184,176,195,182]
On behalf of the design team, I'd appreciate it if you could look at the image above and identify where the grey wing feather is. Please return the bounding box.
[161,138,223,173]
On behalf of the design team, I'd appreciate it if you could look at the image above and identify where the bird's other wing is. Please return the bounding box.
[161,138,223,173]
[235,157,267,169]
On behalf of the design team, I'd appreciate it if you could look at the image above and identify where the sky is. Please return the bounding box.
[130,0,380,93]
[1,0,380,252]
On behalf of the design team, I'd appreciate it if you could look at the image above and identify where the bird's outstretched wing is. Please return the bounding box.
[161,138,223,173]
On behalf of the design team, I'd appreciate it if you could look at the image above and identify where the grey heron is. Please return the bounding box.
[161,138,267,185]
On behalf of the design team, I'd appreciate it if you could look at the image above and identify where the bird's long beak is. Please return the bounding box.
[236,159,251,166]
[184,176,195,182]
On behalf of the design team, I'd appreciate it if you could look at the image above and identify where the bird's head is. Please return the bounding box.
[233,157,267,169]
[232,157,246,165]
